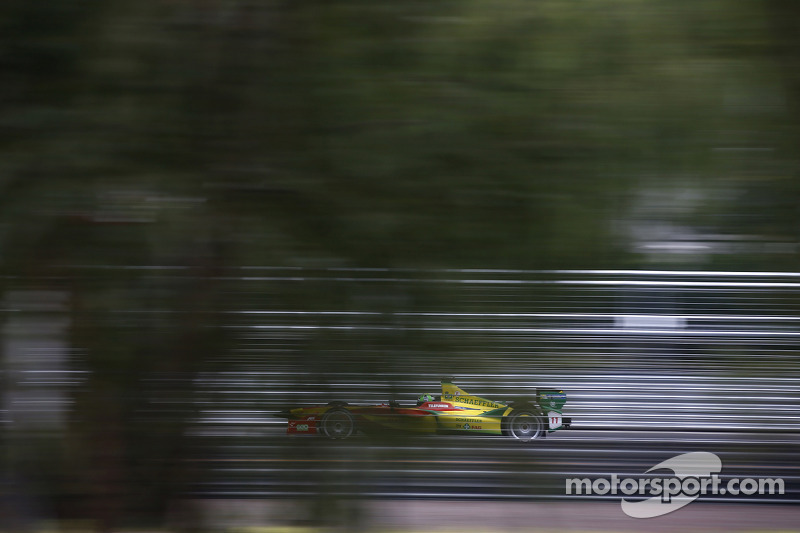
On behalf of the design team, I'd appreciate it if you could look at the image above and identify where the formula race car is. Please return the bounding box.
[276,378,572,441]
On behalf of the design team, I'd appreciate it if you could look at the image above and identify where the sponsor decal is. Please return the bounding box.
[443,394,502,408]
[463,423,470,430]
[426,403,451,409]
[288,420,315,434]
[455,417,482,423]
[540,393,566,400]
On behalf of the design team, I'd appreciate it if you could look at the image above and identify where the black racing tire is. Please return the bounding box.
[320,408,355,440]
[506,409,544,442]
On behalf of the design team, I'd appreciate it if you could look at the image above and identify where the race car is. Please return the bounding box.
[276,378,572,441]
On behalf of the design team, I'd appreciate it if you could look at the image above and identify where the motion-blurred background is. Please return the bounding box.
[2,0,800,531]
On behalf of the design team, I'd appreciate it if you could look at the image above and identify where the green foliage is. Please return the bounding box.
[3,0,798,272]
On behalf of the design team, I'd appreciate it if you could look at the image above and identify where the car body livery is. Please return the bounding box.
[277,378,572,442]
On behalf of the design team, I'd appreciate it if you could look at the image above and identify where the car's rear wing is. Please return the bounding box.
[536,389,567,411]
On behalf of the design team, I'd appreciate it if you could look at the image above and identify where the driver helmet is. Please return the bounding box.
[417,393,435,405]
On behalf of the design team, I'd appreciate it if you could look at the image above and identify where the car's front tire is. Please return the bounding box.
[320,408,355,440]
[506,409,543,442]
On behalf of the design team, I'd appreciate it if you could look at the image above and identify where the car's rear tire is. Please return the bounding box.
[321,408,355,440]
[507,409,543,442]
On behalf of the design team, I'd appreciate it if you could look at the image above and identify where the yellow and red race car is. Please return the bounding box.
[277,378,571,441]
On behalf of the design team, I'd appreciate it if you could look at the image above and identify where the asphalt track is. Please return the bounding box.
[192,428,800,503]
[198,499,800,532]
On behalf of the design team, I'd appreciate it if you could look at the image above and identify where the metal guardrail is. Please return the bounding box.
[5,268,800,502]
[188,268,800,433]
